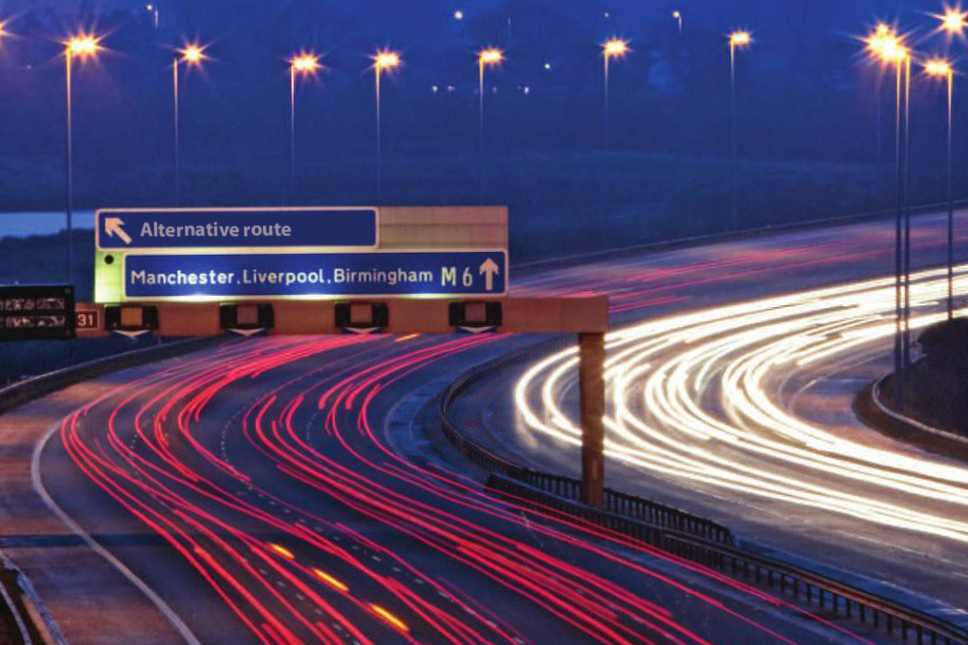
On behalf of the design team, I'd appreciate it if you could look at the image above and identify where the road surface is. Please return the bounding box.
[3,212,964,644]
[455,211,968,625]
[11,335,879,645]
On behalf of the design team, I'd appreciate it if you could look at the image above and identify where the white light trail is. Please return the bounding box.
[515,266,968,542]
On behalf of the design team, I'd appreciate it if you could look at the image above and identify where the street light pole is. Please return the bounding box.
[947,67,955,320]
[601,39,628,220]
[601,40,628,149]
[895,56,905,408]
[479,56,485,198]
[373,51,401,205]
[865,25,909,409]
[65,48,74,284]
[290,63,296,202]
[288,52,321,205]
[62,35,100,285]
[936,12,967,320]
[173,57,180,205]
[926,59,956,319]
[730,40,737,225]
[375,65,382,204]
[173,44,204,207]
[604,50,610,151]
[903,54,912,373]
[478,48,503,202]
[729,31,751,229]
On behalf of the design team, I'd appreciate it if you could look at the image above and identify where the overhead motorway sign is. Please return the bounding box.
[120,251,508,300]
[95,205,510,304]
[96,207,378,251]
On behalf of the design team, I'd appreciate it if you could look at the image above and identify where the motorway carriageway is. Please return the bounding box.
[457,210,968,624]
[3,211,965,645]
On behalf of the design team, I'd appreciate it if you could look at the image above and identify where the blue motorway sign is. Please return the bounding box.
[122,251,508,299]
[97,208,377,250]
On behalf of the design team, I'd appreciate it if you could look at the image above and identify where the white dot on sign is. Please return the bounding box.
[523,86,531,95]
[447,85,455,92]
[544,62,552,70]
[432,85,439,93]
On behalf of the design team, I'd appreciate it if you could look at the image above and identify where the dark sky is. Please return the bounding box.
[0,1,952,41]
[0,0,962,220]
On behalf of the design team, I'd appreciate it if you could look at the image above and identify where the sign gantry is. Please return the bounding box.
[91,205,606,506]
[95,206,509,303]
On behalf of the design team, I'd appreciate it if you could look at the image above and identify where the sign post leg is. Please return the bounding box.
[579,332,606,508]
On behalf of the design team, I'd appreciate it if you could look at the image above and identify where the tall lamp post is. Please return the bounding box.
[478,47,503,201]
[672,10,683,34]
[602,39,629,219]
[867,26,911,409]
[174,43,205,206]
[936,8,968,318]
[926,59,956,319]
[729,31,751,228]
[372,50,401,204]
[602,39,629,152]
[64,34,100,285]
[288,52,321,204]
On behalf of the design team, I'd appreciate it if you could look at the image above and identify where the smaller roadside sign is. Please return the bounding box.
[121,251,508,300]
[96,208,378,251]
[0,285,76,341]
[76,307,100,331]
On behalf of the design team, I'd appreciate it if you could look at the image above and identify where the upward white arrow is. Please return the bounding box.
[479,258,500,291]
[105,217,133,245]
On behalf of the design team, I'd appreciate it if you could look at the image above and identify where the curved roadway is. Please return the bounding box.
[457,211,968,624]
[3,212,966,644]
[26,335,873,645]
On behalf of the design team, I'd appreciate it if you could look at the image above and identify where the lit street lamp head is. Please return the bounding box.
[938,6,968,35]
[672,10,681,19]
[880,41,910,63]
[180,43,206,66]
[729,31,752,48]
[291,53,321,75]
[373,50,401,73]
[66,35,100,58]
[865,27,908,64]
[479,47,504,66]
[925,58,954,77]
[602,38,629,60]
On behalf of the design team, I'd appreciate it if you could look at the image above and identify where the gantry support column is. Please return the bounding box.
[579,332,606,508]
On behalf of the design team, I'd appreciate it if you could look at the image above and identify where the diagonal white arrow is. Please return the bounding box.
[105,217,133,245]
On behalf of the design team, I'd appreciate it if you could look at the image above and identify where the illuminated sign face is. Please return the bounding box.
[94,206,511,303]
[96,208,378,251]
[119,251,508,301]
